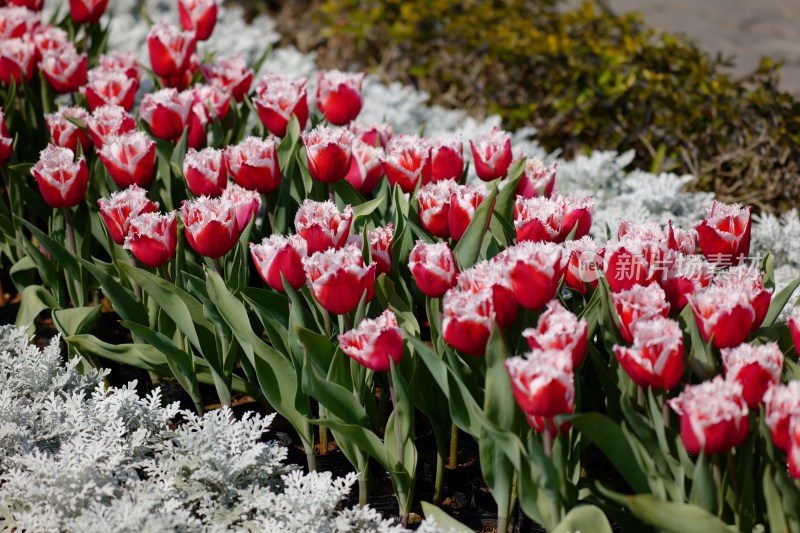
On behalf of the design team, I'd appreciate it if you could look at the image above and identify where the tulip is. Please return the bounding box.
[250,234,307,292]
[32,26,69,58]
[183,147,227,197]
[294,199,353,255]
[505,349,574,418]
[368,224,393,275]
[254,74,308,137]
[614,316,684,390]
[517,157,556,198]
[514,195,562,243]
[161,52,198,91]
[721,342,783,408]
[97,131,156,189]
[416,180,458,239]
[428,138,464,182]
[45,106,92,155]
[98,51,140,80]
[409,240,458,298]
[442,288,494,357]
[0,107,13,164]
[316,69,364,125]
[449,183,490,242]
[524,300,588,367]
[381,134,430,193]
[302,125,353,184]
[0,7,40,40]
[187,101,208,149]
[457,258,517,328]
[789,307,800,356]
[7,0,43,11]
[192,83,231,122]
[659,252,713,312]
[0,38,36,85]
[617,219,667,241]
[97,185,159,245]
[344,139,384,194]
[178,0,217,41]
[140,88,193,142]
[763,381,800,452]
[688,285,756,349]
[223,136,281,194]
[69,0,109,25]
[83,67,138,111]
[527,413,572,435]
[350,122,393,148]
[562,236,603,294]
[667,221,698,255]
[199,54,253,102]
[124,211,178,268]
[558,194,595,241]
[85,104,135,149]
[603,235,666,293]
[304,243,376,315]
[669,376,749,455]
[147,22,195,79]
[717,265,772,331]
[790,418,800,479]
[611,283,670,343]
[181,196,239,259]
[31,145,88,208]
[470,127,512,182]
[695,201,752,267]
[221,183,262,232]
[503,241,565,311]
[338,310,404,372]
[39,48,87,94]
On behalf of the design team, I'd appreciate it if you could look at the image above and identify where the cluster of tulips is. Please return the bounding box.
[2,1,800,531]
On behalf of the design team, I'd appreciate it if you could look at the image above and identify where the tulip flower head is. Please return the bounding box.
[302,125,353,184]
[1,7,41,40]
[183,147,227,197]
[457,259,517,328]
[721,342,783,408]
[338,309,404,372]
[603,233,667,293]
[503,241,565,311]
[0,37,36,85]
[97,131,156,189]
[344,139,384,194]
[428,138,464,183]
[613,316,684,390]
[470,127,512,182]
[83,67,138,111]
[562,236,603,294]
[39,47,87,94]
[449,183,490,242]
[294,199,353,254]
[85,104,135,149]
[140,88,193,142]
[32,26,69,57]
[316,69,364,125]
[31,144,88,208]
[0,107,14,164]
[180,196,240,259]
[303,243,376,315]
[505,349,574,419]
[147,22,196,79]
[223,136,282,195]
[695,201,752,267]
[524,300,588,368]
[789,307,800,357]
[350,122,393,148]
[716,264,772,331]
[409,240,458,298]
[368,224,394,275]
[611,283,670,343]
[764,381,800,452]
[517,157,556,198]
[178,0,217,41]
[97,185,159,245]
[442,287,495,357]
[124,211,178,268]
[790,417,800,479]
[688,284,757,349]
[659,252,713,312]
[199,53,253,101]
[667,221,698,255]
[250,234,307,293]
[416,180,458,239]
[98,51,140,80]
[69,0,109,24]
[254,74,309,137]
[380,134,431,193]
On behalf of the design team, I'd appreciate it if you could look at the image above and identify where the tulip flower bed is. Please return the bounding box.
[3,1,800,532]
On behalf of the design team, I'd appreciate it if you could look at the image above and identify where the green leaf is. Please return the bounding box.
[15,285,58,328]
[688,453,716,514]
[420,502,472,533]
[763,466,789,533]
[762,274,800,327]
[52,306,101,337]
[494,157,525,224]
[453,184,498,269]
[601,490,735,533]
[81,258,147,325]
[553,505,613,533]
[17,217,81,282]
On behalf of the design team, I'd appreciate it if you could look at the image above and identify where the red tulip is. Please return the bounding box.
[717,265,772,331]
[199,53,253,102]
[344,139,384,194]
[667,221,698,255]
[147,22,196,79]
[85,104,135,149]
[557,194,595,241]
[39,47,87,94]
[124,211,177,268]
[617,219,667,241]
[381,134,430,193]
[192,83,231,122]
[178,0,217,41]
[689,285,756,349]
[611,283,669,343]
[449,183,490,242]
[161,51,198,91]
[457,258,517,328]
[442,288,494,357]
[316,69,364,125]
[294,199,353,255]
[0,7,41,39]
[68,0,109,25]
[183,147,227,197]
[223,136,281,194]
[368,224,393,275]
[514,195,562,243]
[350,122,393,148]
[84,67,138,111]
[6,0,42,12]
[409,240,458,298]
[97,185,159,245]
[527,413,572,435]
[659,252,713,312]
[505,349,574,418]
[722,342,783,408]
[250,234,307,292]
[417,180,457,239]
[562,236,603,294]
[98,51,140,81]
[187,101,208,149]
[0,107,13,164]
[764,382,800,452]
[0,37,36,85]
[97,131,156,189]
[614,316,684,390]
[524,300,587,368]
[603,235,666,293]
[428,138,464,182]
[470,127,512,182]
[140,88,193,142]
[517,157,556,198]
[789,307,800,357]
[32,26,69,58]
[304,243,376,315]
[302,125,353,184]
[221,183,262,232]
[669,377,748,455]
[338,309,404,372]
[31,144,88,208]
[790,418,800,479]
[254,74,308,137]
[180,196,239,259]
[504,241,565,311]
[695,201,752,267]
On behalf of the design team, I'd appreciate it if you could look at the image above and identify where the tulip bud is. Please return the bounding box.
[449,183,490,242]
[302,125,353,184]
[350,122,393,148]
[503,241,565,311]
[524,300,587,368]
[180,196,240,259]
[338,309,404,372]
[695,201,752,267]
[294,199,353,255]
[368,225,393,276]
[69,0,109,24]
[763,381,800,452]
[428,138,464,182]
[721,342,783,408]
[614,317,684,390]
[562,236,603,294]
[442,288,494,357]
[558,194,595,241]
[717,265,772,331]
[1,8,40,40]
[147,22,196,79]
[669,376,749,455]
[223,136,281,194]
[409,240,458,298]
[183,147,227,197]
[416,180,457,239]
[97,51,140,81]
[304,243,376,315]
[316,69,364,125]
[83,67,138,111]
[457,259,517,329]
[178,0,217,41]
[124,211,178,268]
[470,127,512,182]
[250,234,307,293]
[611,283,669,343]
[140,88,193,142]
[514,195,562,243]
[0,107,14,164]
[505,349,574,418]
[344,139,384,194]
[97,185,159,245]
[604,235,666,293]
[688,285,756,349]
[0,37,36,85]
[517,158,556,198]
[789,307,800,356]
[254,74,308,137]
[221,183,262,232]
[199,54,253,102]
[39,47,87,94]
[97,131,156,189]
[85,104,135,149]
[380,134,431,193]
[31,144,88,208]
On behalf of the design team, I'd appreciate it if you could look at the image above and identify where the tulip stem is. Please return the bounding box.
[433,444,444,505]
[322,308,331,337]
[662,391,670,429]
[130,257,142,301]
[387,369,408,527]
[63,207,83,307]
[448,422,459,469]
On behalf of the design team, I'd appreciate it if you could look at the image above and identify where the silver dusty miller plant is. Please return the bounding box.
[0,326,448,532]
